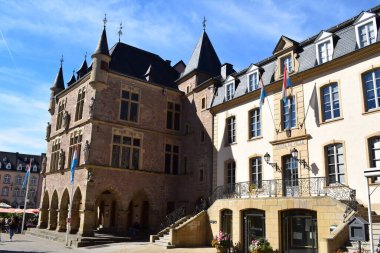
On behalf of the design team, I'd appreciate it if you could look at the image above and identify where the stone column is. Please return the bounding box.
[116,209,127,233]
[57,208,68,232]
[47,208,58,230]
[78,209,95,237]
[37,207,49,229]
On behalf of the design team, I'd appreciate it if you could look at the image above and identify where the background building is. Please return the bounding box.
[0,151,44,209]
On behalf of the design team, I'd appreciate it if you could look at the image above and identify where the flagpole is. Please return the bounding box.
[21,159,32,233]
[65,182,74,246]
[300,82,316,128]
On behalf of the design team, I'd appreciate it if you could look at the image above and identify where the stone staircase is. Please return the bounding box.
[26,228,82,247]
[151,215,191,248]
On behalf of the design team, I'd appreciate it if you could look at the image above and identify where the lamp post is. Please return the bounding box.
[364,168,380,253]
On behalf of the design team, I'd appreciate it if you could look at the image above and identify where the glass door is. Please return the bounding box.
[283,156,299,196]
[243,210,265,253]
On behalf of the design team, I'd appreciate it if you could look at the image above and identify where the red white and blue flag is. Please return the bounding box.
[70,147,78,185]
[22,160,32,189]
[282,65,292,103]
[259,75,267,109]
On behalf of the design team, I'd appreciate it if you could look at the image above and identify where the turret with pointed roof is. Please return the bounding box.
[76,58,88,79]
[48,61,65,115]
[89,16,112,91]
[67,70,76,87]
[179,30,221,86]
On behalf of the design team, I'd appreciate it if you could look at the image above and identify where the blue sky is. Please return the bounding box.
[0,0,378,155]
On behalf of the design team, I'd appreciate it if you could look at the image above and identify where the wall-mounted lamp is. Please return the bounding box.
[290,148,310,170]
[264,152,281,172]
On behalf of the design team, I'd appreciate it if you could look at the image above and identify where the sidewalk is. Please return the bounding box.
[0,233,216,253]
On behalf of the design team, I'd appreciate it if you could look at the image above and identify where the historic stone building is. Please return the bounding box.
[0,151,44,209]
[38,5,380,253]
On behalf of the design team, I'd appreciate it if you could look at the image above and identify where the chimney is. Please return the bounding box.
[221,63,233,80]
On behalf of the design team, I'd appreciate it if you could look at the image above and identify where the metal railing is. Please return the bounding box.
[209,177,356,216]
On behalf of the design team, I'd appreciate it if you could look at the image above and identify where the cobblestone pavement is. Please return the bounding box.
[0,233,215,253]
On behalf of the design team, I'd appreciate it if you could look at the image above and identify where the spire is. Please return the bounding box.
[93,14,110,56]
[202,16,206,31]
[76,52,88,79]
[67,69,76,87]
[118,22,123,42]
[51,56,65,93]
[181,29,221,79]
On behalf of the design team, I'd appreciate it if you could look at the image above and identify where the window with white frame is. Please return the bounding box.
[282,96,296,129]
[225,82,235,101]
[226,161,236,186]
[322,83,340,121]
[3,174,10,184]
[226,116,236,144]
[32,165,38,172]
[281,55,293,73]
[249,108,261,138]
[17,164,23,171]
[111,134,141,170]
[326,143,345,184]
[250,157,262,188]
[31,176,37,185]
[16,175,22,185]
[369,136,380,182]
[317,40,333,64]
[248,71,259,92]
[363,69,380,111]
[354,12,378,49]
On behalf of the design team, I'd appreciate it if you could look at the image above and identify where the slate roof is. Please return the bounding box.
[211,5,380,107]
[109,42,180,88]
[180,31,221,82]
[0,151,43,173]
[51,64,65,94]
[67,72,76,87]
[76,59,88,79]
[93,27,110,56]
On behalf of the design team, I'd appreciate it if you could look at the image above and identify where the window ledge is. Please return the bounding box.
[320,117,344,125]
[363,108,380,115]
[248,136,263,142]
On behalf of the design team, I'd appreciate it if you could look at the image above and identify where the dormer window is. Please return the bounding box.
[281,55,293,73]
[248,72,259,92]
[354,12,378,49]
[225,82,235,101]
[315,31,334,65]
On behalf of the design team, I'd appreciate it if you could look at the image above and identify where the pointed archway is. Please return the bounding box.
[58,188,69,232]
[71,187,82,234]
[95,189,121,233]
[49,190,58,230]
[38,191,49,229]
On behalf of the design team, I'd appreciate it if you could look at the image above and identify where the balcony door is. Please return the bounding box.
[283,155,299,196]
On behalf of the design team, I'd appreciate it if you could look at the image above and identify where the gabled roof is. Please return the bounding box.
[181,31,221,80]
[93,27,110,56]
[51,64,65,94]
[353,11,376,25]
[273,35,299,54]
[109,42,179,88]
[315,31,333,42]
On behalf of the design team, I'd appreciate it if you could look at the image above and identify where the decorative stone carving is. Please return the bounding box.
[89,97,95,118]
[58,149,65,171]
[87,169,94,183]
[46,122,51,140]
[83,140,90,164]
[62,111,70,132]
[41,155,47,174]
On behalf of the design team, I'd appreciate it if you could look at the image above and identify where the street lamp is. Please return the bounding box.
[264,152,281,172]
[290,148,310,170]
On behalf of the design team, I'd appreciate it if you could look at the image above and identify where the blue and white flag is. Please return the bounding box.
[70,147,78,184]
[259,76,267,110]
[21,161,31,189]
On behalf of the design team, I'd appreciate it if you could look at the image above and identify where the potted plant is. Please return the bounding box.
[248,238,273,253]
[212,231,231,253]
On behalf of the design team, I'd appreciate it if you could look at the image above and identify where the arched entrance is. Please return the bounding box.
[127,191,150,233]
[95,190,119,232]
[39,191,49,228]
[71,187,82,234]
[242,209,266,253]
[281,209,318,253]
[58,189,69,232]
[49,190,58,230]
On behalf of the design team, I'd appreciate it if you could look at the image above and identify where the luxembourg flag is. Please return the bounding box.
[259,76,267,109]
[21,160,31,189]
[282,65,292,103]
[70,147,78,185]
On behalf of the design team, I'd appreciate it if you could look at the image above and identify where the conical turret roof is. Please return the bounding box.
[76,59,88,79]
[181,31,221,79]
[93,27,109,56]
[67,71,76,87]
[51,64,65,94]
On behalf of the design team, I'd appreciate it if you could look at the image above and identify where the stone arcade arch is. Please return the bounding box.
[39,191,49,228]
[71,187,82,233]
[49,190,58,230]
[95,189,121,232]
[58,188,69,232]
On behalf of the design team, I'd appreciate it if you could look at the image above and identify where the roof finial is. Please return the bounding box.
[202,16,206,31]
[118,22,123,42]
[60,55,64,67]
[72,69,75,75]
[103,13,107,28]
[84,51,87,61]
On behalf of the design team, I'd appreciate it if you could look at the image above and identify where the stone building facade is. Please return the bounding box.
[0,151,44,209]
